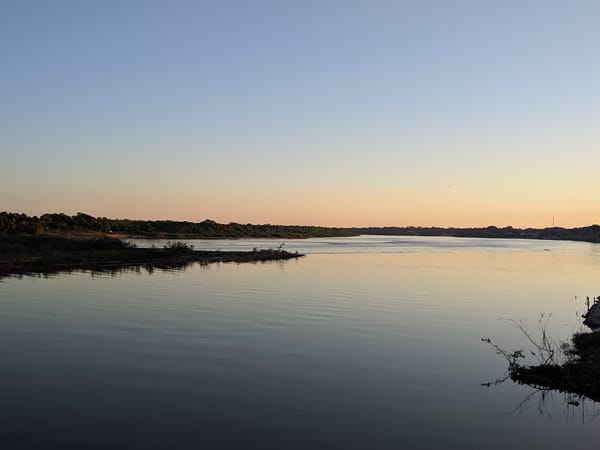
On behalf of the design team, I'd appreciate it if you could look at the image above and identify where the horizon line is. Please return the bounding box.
[2,211,599,231]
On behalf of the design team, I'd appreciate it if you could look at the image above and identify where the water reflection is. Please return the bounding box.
[0,257,295,282]
[482,362,594,420]
[507,388,600,424]
[3,238,600,448]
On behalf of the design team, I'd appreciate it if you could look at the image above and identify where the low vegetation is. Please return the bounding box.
[0,234,303,278]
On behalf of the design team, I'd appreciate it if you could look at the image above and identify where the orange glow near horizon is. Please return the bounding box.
[3,2,600,231]
[7,189,599,229]
[3,125,599,229]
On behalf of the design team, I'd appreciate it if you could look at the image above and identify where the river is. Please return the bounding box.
[2,236,600,449]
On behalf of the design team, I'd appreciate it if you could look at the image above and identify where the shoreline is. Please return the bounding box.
[3,212,600,244]
[0,249,303,278]
[0,234,303,278]
[38,230,600,245]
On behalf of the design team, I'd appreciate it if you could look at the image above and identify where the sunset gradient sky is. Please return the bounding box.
[2,1,599,227]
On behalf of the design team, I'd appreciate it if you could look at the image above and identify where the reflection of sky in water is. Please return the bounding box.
[2,237,600,448]
[129,234,600,255]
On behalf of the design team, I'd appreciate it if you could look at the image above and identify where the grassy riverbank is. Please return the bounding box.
[0,234,303,278]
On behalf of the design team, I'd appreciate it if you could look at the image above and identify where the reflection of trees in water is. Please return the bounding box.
[482,366,600,423]
[509,388,579,416]
[91,262,195,277]
[508,386,600,424]
[0,258,293,281]
[0,262,195,281]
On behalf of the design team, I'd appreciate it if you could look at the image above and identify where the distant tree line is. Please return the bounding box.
[2,212,599,243]
[0,212,356,239]
[350,225,600,243]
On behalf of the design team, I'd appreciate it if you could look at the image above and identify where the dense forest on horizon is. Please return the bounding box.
[0,212,356,239]
[350,225,600,243]
[1,212,600,243]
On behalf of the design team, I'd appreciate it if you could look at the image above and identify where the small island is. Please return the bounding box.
[0,234,303,279]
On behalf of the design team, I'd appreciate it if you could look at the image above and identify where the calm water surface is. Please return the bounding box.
[2,236,600,449]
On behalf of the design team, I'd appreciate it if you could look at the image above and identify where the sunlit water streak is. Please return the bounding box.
[2,236,600,449]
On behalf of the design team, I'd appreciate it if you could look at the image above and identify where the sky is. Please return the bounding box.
[1,0,599,228]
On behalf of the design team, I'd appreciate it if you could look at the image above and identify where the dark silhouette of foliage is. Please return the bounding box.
[484,308,600,403]
[0,234,303,278]
[3,212,600,243]
[351,225,600,243]
[0,212,355,239]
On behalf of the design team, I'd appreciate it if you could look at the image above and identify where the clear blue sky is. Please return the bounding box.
[2,0,599,226]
